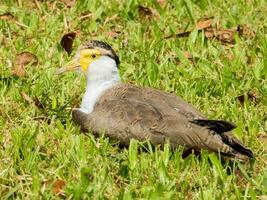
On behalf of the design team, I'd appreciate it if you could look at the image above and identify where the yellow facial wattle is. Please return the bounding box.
[79,49,101,72]
[56,48,103,75]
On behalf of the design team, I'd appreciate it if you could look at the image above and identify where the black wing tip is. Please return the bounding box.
[230,148,254,161]
[191,119,254,159]
[191,119,237,133]
[238,147,254,159]
[220,132,254,159]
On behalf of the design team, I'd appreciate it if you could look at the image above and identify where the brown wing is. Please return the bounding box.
[72,84,253,160]
[101,83,206,119]
[73,98,234,155]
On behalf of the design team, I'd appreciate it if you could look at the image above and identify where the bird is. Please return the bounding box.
[56,40,254,161]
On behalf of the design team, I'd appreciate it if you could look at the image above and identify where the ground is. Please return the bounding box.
[0,0,266,199]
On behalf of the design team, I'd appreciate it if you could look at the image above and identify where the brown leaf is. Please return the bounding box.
[257,133,267,144]
[12,65,25,77]
[156,0,167,8]
[15,52,38,66]
[165,17,237,45]
[138,5,152,19]
[52,179,66,195]
[60,32,76,55]
[237,25,255,39]
[164,17,214,39]
[60,0,75,7]
[12,52,38,77]
[236,94,246,104]
[183,51,193,59]
[138,5,160,20]
[106,30,121,39]
[0,13,15,21]
[217,29,235,43]
[204,28,235,44]
[204,29,215,39]
[224,53,234,61]
[196,18,213,30]
[236,91,259,105]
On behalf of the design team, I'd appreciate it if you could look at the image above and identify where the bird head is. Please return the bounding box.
[56,40,120,76]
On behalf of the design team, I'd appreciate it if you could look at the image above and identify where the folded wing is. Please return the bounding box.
[72,84,253,161]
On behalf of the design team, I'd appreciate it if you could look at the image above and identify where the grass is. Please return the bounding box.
[0,0,267,199]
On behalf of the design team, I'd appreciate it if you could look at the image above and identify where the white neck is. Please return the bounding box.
[80,56,120,113]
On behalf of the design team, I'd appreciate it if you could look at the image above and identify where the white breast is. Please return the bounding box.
[79,56,120,113]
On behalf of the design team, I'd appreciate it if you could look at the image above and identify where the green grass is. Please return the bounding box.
[0,0,267,199]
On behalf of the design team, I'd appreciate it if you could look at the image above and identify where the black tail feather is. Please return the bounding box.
[191,119,254,159]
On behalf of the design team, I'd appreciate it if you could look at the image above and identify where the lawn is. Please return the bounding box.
[0,0,266,199]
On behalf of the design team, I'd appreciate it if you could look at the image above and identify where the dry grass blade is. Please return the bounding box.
[34,0,41,10]
[20,92,44,109]
[258,196,267,200]
[0,12,28,28]
[164,31,191,39]
[60,0,75,7]
[20,92,35,104]
[12,52,38,77]
[60,32,76,55]
[103,14,118,26]
[79,12,93,21]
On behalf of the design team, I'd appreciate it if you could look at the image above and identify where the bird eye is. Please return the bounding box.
[91,54,96,58]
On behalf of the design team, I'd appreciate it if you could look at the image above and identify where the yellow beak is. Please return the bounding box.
[56,59,80,75]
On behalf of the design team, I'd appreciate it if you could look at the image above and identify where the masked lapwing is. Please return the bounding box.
[56,40,253,161]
